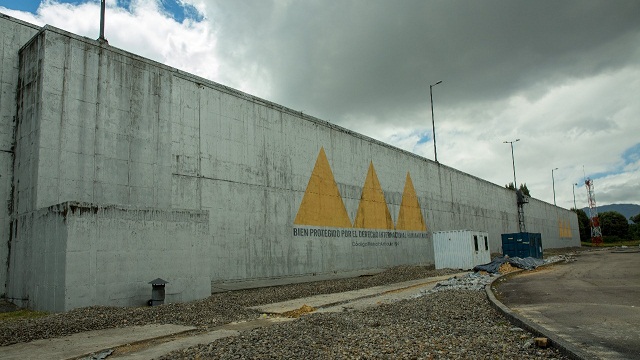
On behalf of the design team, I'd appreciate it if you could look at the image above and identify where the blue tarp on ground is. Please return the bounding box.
[473,256,545,273]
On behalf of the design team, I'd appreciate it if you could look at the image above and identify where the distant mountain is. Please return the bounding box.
[581,203,640,223]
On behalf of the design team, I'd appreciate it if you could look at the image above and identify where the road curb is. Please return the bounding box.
[485,267,596,360]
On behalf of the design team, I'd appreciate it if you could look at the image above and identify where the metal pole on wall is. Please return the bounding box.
[99,0,107,42]
[429,80,442,163]
[503,139,520,188]
[552,167,559,206]
[573,183,578,209]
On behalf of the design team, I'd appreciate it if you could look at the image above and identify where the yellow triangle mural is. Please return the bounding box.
[396,173,427,231]
[294,147,352,228]
[558,218,572,238]
[353,162,394,229]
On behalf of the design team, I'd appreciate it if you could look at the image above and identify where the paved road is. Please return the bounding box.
[496,249,640,360]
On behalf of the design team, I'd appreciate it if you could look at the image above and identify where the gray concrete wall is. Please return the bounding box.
[7,202,210,312]
[5,203,67,312]
[0,14,40,295]
[3,18,579,310]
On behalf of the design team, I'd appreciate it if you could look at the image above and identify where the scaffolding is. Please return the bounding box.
[516,189,528,232]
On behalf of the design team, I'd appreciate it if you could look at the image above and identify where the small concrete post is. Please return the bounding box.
[148,278,168,306]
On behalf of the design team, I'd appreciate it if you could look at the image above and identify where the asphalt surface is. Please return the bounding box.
[495,249,640,360]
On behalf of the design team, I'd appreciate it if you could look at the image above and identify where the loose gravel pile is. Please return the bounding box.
[418,271,500,294]
[0,266,457,346]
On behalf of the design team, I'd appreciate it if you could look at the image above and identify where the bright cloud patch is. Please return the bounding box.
[1,0,220,82]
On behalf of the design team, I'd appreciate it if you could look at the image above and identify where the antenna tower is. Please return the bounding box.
[584,178,603,245]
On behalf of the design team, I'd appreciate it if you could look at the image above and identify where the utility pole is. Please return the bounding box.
[552,168,559,206]
[429,81,442,163]
[99,0,108,43]
[503,139,520,188]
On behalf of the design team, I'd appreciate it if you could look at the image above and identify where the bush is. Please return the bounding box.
[599,211,629,238]
[603,235,626,243]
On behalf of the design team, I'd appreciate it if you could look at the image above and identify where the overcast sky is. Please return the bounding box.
[1,0,639,211]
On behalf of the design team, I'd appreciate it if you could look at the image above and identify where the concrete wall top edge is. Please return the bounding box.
[0,12,41,31]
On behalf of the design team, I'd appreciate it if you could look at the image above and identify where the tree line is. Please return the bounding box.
[503,183,638,242]
[572,209,640,242]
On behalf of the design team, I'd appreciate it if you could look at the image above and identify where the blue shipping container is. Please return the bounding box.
[501,232,543,259]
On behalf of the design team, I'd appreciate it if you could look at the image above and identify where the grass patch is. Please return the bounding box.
[0,309,48,322]
[581,240,640,247]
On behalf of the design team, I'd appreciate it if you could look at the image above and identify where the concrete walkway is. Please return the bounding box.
[251,272,467,314]
[0,272,466,360]
[0,324,197,360]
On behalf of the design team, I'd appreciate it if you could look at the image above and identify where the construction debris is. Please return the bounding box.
[535,337,549,348]
[281,304,315,318]
[474,254,577,274]
[498,262,520,274]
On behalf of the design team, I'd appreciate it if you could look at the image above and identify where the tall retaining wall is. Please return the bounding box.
[0,14,40,296]
[1,15,580,311]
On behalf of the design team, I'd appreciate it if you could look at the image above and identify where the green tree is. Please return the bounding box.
[630,213,640,240]
[572,208,591,242]
[599,211,629,241]
[505,182,531,196]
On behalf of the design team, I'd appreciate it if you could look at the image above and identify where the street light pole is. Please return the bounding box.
[572,183,578,210]
[99,0,107,42]
[430,80,442,163]
[503,139,520,189]
[552,168,559,206]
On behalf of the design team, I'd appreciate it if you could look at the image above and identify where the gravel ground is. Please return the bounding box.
[0,266,457,346]
[161,291,568,359]
[0,264,571,359]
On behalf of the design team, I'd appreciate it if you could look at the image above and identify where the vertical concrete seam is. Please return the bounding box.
[56,34,71,208]
[127,57,132,204]
[5,30,25,293]
[197,83,202,210]
[154,70,161,208]
[94,43,104,203]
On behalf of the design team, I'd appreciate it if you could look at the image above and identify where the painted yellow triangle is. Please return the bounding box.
[353,162,394,229]
[558,218,571,238]
[294,147,352,228]
[558,219,563,237]
[396,173,427,231]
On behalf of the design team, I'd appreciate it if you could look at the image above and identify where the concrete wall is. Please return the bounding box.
[0,14,40,295]
[5,203,67,311]
[2,16,580,311]
[6,202,210,312]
